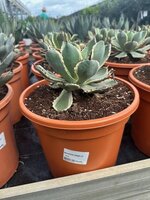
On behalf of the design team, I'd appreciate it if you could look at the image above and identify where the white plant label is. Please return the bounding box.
[63,148,89,165]
[0,132,6,150]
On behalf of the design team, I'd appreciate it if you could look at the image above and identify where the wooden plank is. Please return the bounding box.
[0,159,150,200]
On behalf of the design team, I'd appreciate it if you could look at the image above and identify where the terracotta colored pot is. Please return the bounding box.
[0,84,19,187]
[19,78,139,177]
[30,46,42,53]
[106,61,149,81]
[8,61,23,124]
[31,59,44,80]
[17,52,29,90]
[32,52,43,61]
[129,65,150,156]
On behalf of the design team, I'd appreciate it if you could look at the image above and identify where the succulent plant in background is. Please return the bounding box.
[38,31,79,51]
[88,28,116,44]
[111,30,150,59]
[35,40,117,111]
[0,33,16,87]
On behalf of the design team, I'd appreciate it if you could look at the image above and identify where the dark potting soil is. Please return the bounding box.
[108,53,150,64]
[0,85,8,101]
[134,65,150,86]
[25,81,134,120]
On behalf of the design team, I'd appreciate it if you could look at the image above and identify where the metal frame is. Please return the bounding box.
[0,0,31,18]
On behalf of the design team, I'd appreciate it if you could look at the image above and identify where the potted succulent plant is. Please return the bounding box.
[106,30,150,80]
[0,43,18,187]
[0,33,23,124]
[129,65,150,156]
[19,40,139,177]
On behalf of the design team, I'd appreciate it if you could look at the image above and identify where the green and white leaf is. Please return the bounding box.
[53,89,73,111]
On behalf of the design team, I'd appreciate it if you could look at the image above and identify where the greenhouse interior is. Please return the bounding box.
[0,0,150,199]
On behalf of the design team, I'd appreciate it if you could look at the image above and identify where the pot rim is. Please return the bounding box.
[19,78,139,130]
[31,59,44,77]
[106,61,150,69]
[129,65,150,92]
[0,84,13,110]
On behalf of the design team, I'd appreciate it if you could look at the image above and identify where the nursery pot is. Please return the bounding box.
[106,61,148,81]
[19,79,139,177]
[32,52,43,61]
[31,59,44,80]
[129,65,150,156]
[8,61,23,124]
[17,52,29,90]
[0,84,19,187]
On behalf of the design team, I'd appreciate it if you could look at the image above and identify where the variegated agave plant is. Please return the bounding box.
[112,30,150,59]
[0,33,16,88]
[39,31,78,51]
[36,40,117,111]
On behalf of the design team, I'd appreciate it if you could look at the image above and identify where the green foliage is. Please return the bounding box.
[88,28,116,44]
[0,33,16,88]
[35,40,117,111]
[112,30,150,59]
[38,32,79,51]
[26,18,61,42]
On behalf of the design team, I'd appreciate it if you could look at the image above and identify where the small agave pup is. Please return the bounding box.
[36,40,117,111]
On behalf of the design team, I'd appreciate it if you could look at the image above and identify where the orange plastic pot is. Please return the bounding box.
[19,78,139,177]
[8,61,23,124]
[31,59,44,80]
[32,52,43,61]
[17,52,29,90]
[30,46,42,53]
[106,61,149,81]
[129,65,150,156]
[0,84,19,187]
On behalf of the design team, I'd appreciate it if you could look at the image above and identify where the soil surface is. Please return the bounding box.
[134,65,150,85]
[108,53,150,64]
[25,81,134,120]
[0,85,8,101]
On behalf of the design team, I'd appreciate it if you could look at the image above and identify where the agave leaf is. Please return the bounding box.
[0,71,13,87]
[64,83,80,91]
[143,37,150,45]
[75,60,99,84]
[0,52,15,75]
[88,31,94,39]
[61,42,82,79]
[0,33,6,46]
[53,89,73,111]
[81,38,95,59]
[0,46,7,60]
[71,34,78,41]
[35,65,65,82]
[130,51,145,58]
[46,49,74,83]
[137,45,150,53]
[124,41,138,52]
[82,79,117,93]
[133,31,147,43]
[111,39,121,50]
[85,67,110,84]
[91,41,111,67]
[117,32,127,49]
[115,52,127,58]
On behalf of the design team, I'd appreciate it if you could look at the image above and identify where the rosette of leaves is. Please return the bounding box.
[36,39,117,111]
[88,28,116,44]
[111,30,150,59]
[38,32,79,51]
[0,33,16,87]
